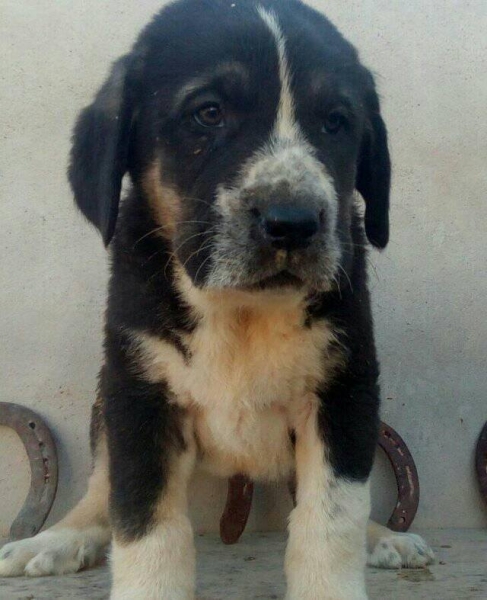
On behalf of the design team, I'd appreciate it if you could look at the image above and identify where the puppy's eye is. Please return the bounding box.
[194,103,225,128]
[322,110,347,134]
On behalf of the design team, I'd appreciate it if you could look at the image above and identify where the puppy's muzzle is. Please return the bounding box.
[251,204,323,252]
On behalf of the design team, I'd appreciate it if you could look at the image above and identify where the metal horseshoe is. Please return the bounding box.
[0,402,58,540]
[378,421,420,532]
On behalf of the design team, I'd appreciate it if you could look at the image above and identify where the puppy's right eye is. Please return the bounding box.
[193,103,225,128]
[322,109,347,135]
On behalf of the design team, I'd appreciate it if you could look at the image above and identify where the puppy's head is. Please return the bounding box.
[70,0,390,293]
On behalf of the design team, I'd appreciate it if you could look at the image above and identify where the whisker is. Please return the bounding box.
[332,274,342,300]
[163,252,177,279]
[172,219,215,226]
[159,237,217,281]
[144,230,216,267]
[172,229,217,256]
[194,252,214,284]
[337,264,353,292]
[133,226,166,248]
[143,249,166,265]
[133,220,217,250]
[340,242,370,251]
[180,195,215,209]
[181,240,216,271]
[365,256,380,283]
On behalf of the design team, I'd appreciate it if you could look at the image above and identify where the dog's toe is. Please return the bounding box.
[0,528,106,577]
[367,532,435,569]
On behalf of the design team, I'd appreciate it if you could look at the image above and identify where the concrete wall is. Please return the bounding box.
[1,0,486,537]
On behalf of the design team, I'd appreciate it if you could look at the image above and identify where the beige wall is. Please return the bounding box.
[1,0,486,537]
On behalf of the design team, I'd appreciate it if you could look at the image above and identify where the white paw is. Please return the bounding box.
[0,526,109,577]
[367,531,435,569]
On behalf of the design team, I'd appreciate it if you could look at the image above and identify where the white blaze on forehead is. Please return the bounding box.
[257,7,301,142]
[210,8,340,292]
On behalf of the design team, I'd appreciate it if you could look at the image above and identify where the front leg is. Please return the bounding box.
[104,376,196,600]
[286,392,377,600]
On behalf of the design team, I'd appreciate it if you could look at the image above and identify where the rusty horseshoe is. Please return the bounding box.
[0,402,58,541]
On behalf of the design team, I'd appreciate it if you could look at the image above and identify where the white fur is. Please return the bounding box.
[0,526,109,577]
[257,6,300,142]
[285,403,369,600]
[366,521,435,569]
[110,518,195,600]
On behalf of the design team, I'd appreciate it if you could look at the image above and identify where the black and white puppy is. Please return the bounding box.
[0,0,434,598]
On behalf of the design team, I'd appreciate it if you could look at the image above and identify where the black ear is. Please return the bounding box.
[356,104,391,249]
[69,56,134,246]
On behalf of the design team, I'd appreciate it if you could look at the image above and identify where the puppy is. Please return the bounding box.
[0,1,434,598]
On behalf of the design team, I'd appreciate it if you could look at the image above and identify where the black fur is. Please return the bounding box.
[70,0,391,539]
[101,347,186,540]
[309,217,380,480]
[356,107,391,249]
[69,57,135,246]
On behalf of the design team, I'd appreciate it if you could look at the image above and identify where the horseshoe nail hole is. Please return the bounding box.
[28,421,36,429]
[39,441,44,448]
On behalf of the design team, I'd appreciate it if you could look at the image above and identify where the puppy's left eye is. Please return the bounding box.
[322,110,347,134]
[194,103,225,128]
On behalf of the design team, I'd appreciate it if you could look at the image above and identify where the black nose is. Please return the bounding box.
[256,205,320,250]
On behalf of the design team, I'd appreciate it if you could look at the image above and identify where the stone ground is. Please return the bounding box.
[0,529,486,599]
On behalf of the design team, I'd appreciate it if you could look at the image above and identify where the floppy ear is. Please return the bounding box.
[69,56,134,246]
[356,105,391,249]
